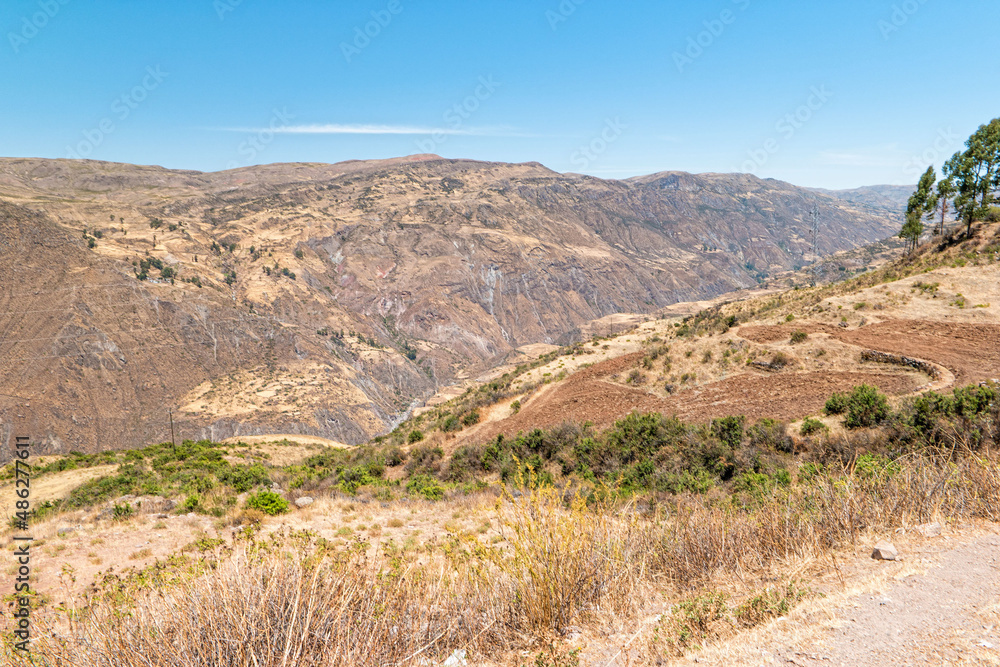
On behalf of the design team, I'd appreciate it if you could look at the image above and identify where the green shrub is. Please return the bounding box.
[711,415,745,450]
[510,399,521,414]
[790,331,807,344]
[461,411,481,427]
[245,490,289,515]
[407,429,424,444]
[440,414,461,432]
[824,392,849,415]
[843,384,890,429]
[799,417,828,436]
[406,474,444,500]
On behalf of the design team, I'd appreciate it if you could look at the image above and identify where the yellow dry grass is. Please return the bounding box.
[0,464,116,519]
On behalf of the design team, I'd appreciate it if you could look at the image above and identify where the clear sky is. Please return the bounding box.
[3,0,998,189]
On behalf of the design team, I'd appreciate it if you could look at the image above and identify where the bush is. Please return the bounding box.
[245,490,289,516]
[406,474,444,500]
[440,414,461,432]
[746,418,792,453]
[407,429,424,444]
[405,445,443,475]
[799,417,828,436]
[843,384,891,429]
[769,352,792,369]
[461,411,481,427]
[824,392,849,415]
[510,399,521,414]
[790,331,808,344]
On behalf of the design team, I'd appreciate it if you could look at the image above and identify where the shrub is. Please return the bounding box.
[112,502,133,521]
[790,331,807,344]
[510,399,521,414]
[440,414,461,432]
[824,392,849,415]
[245,490,289,516]
[383,447,406,466]
[799,417,828,436]
[461,411,481,427]
[626,369,646,385]
[843,384,890,429]
[405,445,444,475]
[769,352,792,369]
[734,582,807,628]
[711,415,745,450]
[746,418,792,453]
[407,429,424,444]
[405,474,444,500]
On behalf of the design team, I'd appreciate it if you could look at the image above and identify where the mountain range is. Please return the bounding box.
[0,155,909,455]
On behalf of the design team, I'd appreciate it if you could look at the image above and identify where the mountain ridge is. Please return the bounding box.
[0,156,908,456]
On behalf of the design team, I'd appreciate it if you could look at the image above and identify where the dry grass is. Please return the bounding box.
[6,448,1000,666]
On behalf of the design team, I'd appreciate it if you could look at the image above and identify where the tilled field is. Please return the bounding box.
[742,319,1000,385]
[471,352,921,441]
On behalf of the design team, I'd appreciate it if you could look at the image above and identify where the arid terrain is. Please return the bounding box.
[3,217,999,666]
[0,157,906,456]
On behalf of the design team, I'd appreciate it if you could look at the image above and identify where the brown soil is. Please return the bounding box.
[742,319,1000,386]
[471,351,921,442]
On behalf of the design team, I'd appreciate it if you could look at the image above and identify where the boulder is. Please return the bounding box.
[871,541,899,561]
[294,496,314,508]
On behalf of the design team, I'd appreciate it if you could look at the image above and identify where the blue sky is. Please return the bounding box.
[3,0,998,189]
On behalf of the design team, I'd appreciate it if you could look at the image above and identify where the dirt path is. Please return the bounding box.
[685,530,1000,666]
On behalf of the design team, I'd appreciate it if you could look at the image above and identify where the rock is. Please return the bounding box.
[871,541,899,561]
[916,522,942,537]
[56,525,78,536]
[441,649,467,667]
[294,496,314,508]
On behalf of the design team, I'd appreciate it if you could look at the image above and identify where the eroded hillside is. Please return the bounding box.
[0,156,906,455]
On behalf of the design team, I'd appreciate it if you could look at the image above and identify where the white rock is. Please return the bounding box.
[294,496,314,508]
[871,541,899,561]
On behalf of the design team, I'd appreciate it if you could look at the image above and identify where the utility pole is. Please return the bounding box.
[168,408,176,454]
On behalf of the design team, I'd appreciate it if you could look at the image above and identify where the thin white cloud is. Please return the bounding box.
[220,123,534,137]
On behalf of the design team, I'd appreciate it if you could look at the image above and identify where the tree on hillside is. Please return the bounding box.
[899,214,923,253]
[944,118,1000,237]
[901,166,936,252]
[935,176,956,235]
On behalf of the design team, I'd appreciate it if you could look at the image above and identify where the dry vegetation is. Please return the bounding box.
[4,224,1000,666]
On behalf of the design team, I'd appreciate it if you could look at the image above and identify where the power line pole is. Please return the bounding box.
[168,408,176,454]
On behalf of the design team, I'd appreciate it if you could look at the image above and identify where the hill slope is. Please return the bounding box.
[0,156,906,455]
